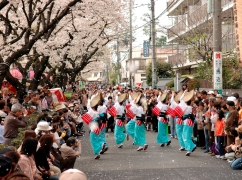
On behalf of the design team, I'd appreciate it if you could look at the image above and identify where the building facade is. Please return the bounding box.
[124,46,175,88]
[234,0,242,65]
[166,0,236,74]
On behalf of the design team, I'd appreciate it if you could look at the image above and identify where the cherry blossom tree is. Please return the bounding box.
[0,0,126,97]
[0,0,82,96]
[32,0,126,88]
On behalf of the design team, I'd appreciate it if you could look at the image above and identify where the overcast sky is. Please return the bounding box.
[132,0,171,46]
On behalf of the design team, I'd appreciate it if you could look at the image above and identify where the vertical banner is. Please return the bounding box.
[213,52,222,90]
[79,81,83,89]
[143,41,150,57]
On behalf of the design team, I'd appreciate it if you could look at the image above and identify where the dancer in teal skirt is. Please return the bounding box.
[114,93,128,148]
[98,97,109,154]
[88,94,106,159]
[126,92,139,140]
[181,90,196,156]
[133,92,148,151]
[156,92,171,147]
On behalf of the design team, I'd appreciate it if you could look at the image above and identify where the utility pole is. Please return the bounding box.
[213,0,222,93]
[117,39,121,84]
[129,0,133,88]
[151,0,156,88]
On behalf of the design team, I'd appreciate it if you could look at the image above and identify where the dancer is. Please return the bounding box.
[156,92,171,147]
[82,94,105,159]
[114,93,128,148]
[98,96,109,154]
[126,92,139,141]
[133,92,148,151]
[181,90,196,156]
[172,91,186,151]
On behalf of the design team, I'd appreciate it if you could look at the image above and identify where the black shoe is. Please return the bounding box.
[104,147,108,152]
[144,144,148,150]
[167,141,171,146]
[186,152,191,156]
[137,147,143,151]
[118,144,123,148]
[204,150,209,153]
[179,147,185,151]
[100,143,106,154]
[160,144,165,147]
[95,155,100,160]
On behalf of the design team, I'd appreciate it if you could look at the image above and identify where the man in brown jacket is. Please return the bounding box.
[3,103,28,146]
[225,101,239,145]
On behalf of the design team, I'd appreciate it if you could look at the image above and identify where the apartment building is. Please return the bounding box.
[166,0,236,74]
[124,46,175,88]
[234,0,242,65]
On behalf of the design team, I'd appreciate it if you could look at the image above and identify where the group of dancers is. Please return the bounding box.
[81,89,197,159]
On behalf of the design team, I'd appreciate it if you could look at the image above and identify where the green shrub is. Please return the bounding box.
[166,79,174,88]
[64,92,72,99]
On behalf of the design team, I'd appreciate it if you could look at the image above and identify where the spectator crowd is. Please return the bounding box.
[0,83,242,179]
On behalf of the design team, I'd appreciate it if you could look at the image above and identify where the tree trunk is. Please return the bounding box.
[29,56,49,90]
[5,71,26,101]
[0,63,9,86]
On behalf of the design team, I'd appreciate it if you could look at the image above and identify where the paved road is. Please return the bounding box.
[75,128,242,180]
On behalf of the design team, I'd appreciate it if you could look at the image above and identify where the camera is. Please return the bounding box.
[202,116,206,126]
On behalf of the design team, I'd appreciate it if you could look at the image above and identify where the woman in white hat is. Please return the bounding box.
[113,93,128,148]
[35,121,53,139]
[155,92,171,147]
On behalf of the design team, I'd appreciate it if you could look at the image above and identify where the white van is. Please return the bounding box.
[120,82,130,88]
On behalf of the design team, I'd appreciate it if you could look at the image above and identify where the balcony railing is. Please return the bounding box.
[168,52,187,66]
[168,0,234,41]
[136,66,146,70]
[167,0,180,10]
[188,3,208,27]
[168,19,186,39]
[221,0,233,7]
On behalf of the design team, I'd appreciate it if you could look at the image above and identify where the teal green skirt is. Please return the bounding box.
[134,123,146,146]
[90,132,103,155]
[126,120,135,139]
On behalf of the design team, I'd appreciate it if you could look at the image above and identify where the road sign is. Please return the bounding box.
[213,52,222,90]
[143,41,150,57]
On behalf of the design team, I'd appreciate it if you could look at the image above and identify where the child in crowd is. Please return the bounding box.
[215,110,225,159]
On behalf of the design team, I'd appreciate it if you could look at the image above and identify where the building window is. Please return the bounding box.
[94,72,98,77]
[141,74,146,77]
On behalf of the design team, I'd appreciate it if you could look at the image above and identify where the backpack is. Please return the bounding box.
[234,146,242,159]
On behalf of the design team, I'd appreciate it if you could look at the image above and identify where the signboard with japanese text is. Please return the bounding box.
[143,41,150,57]
[213,52,222,90]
